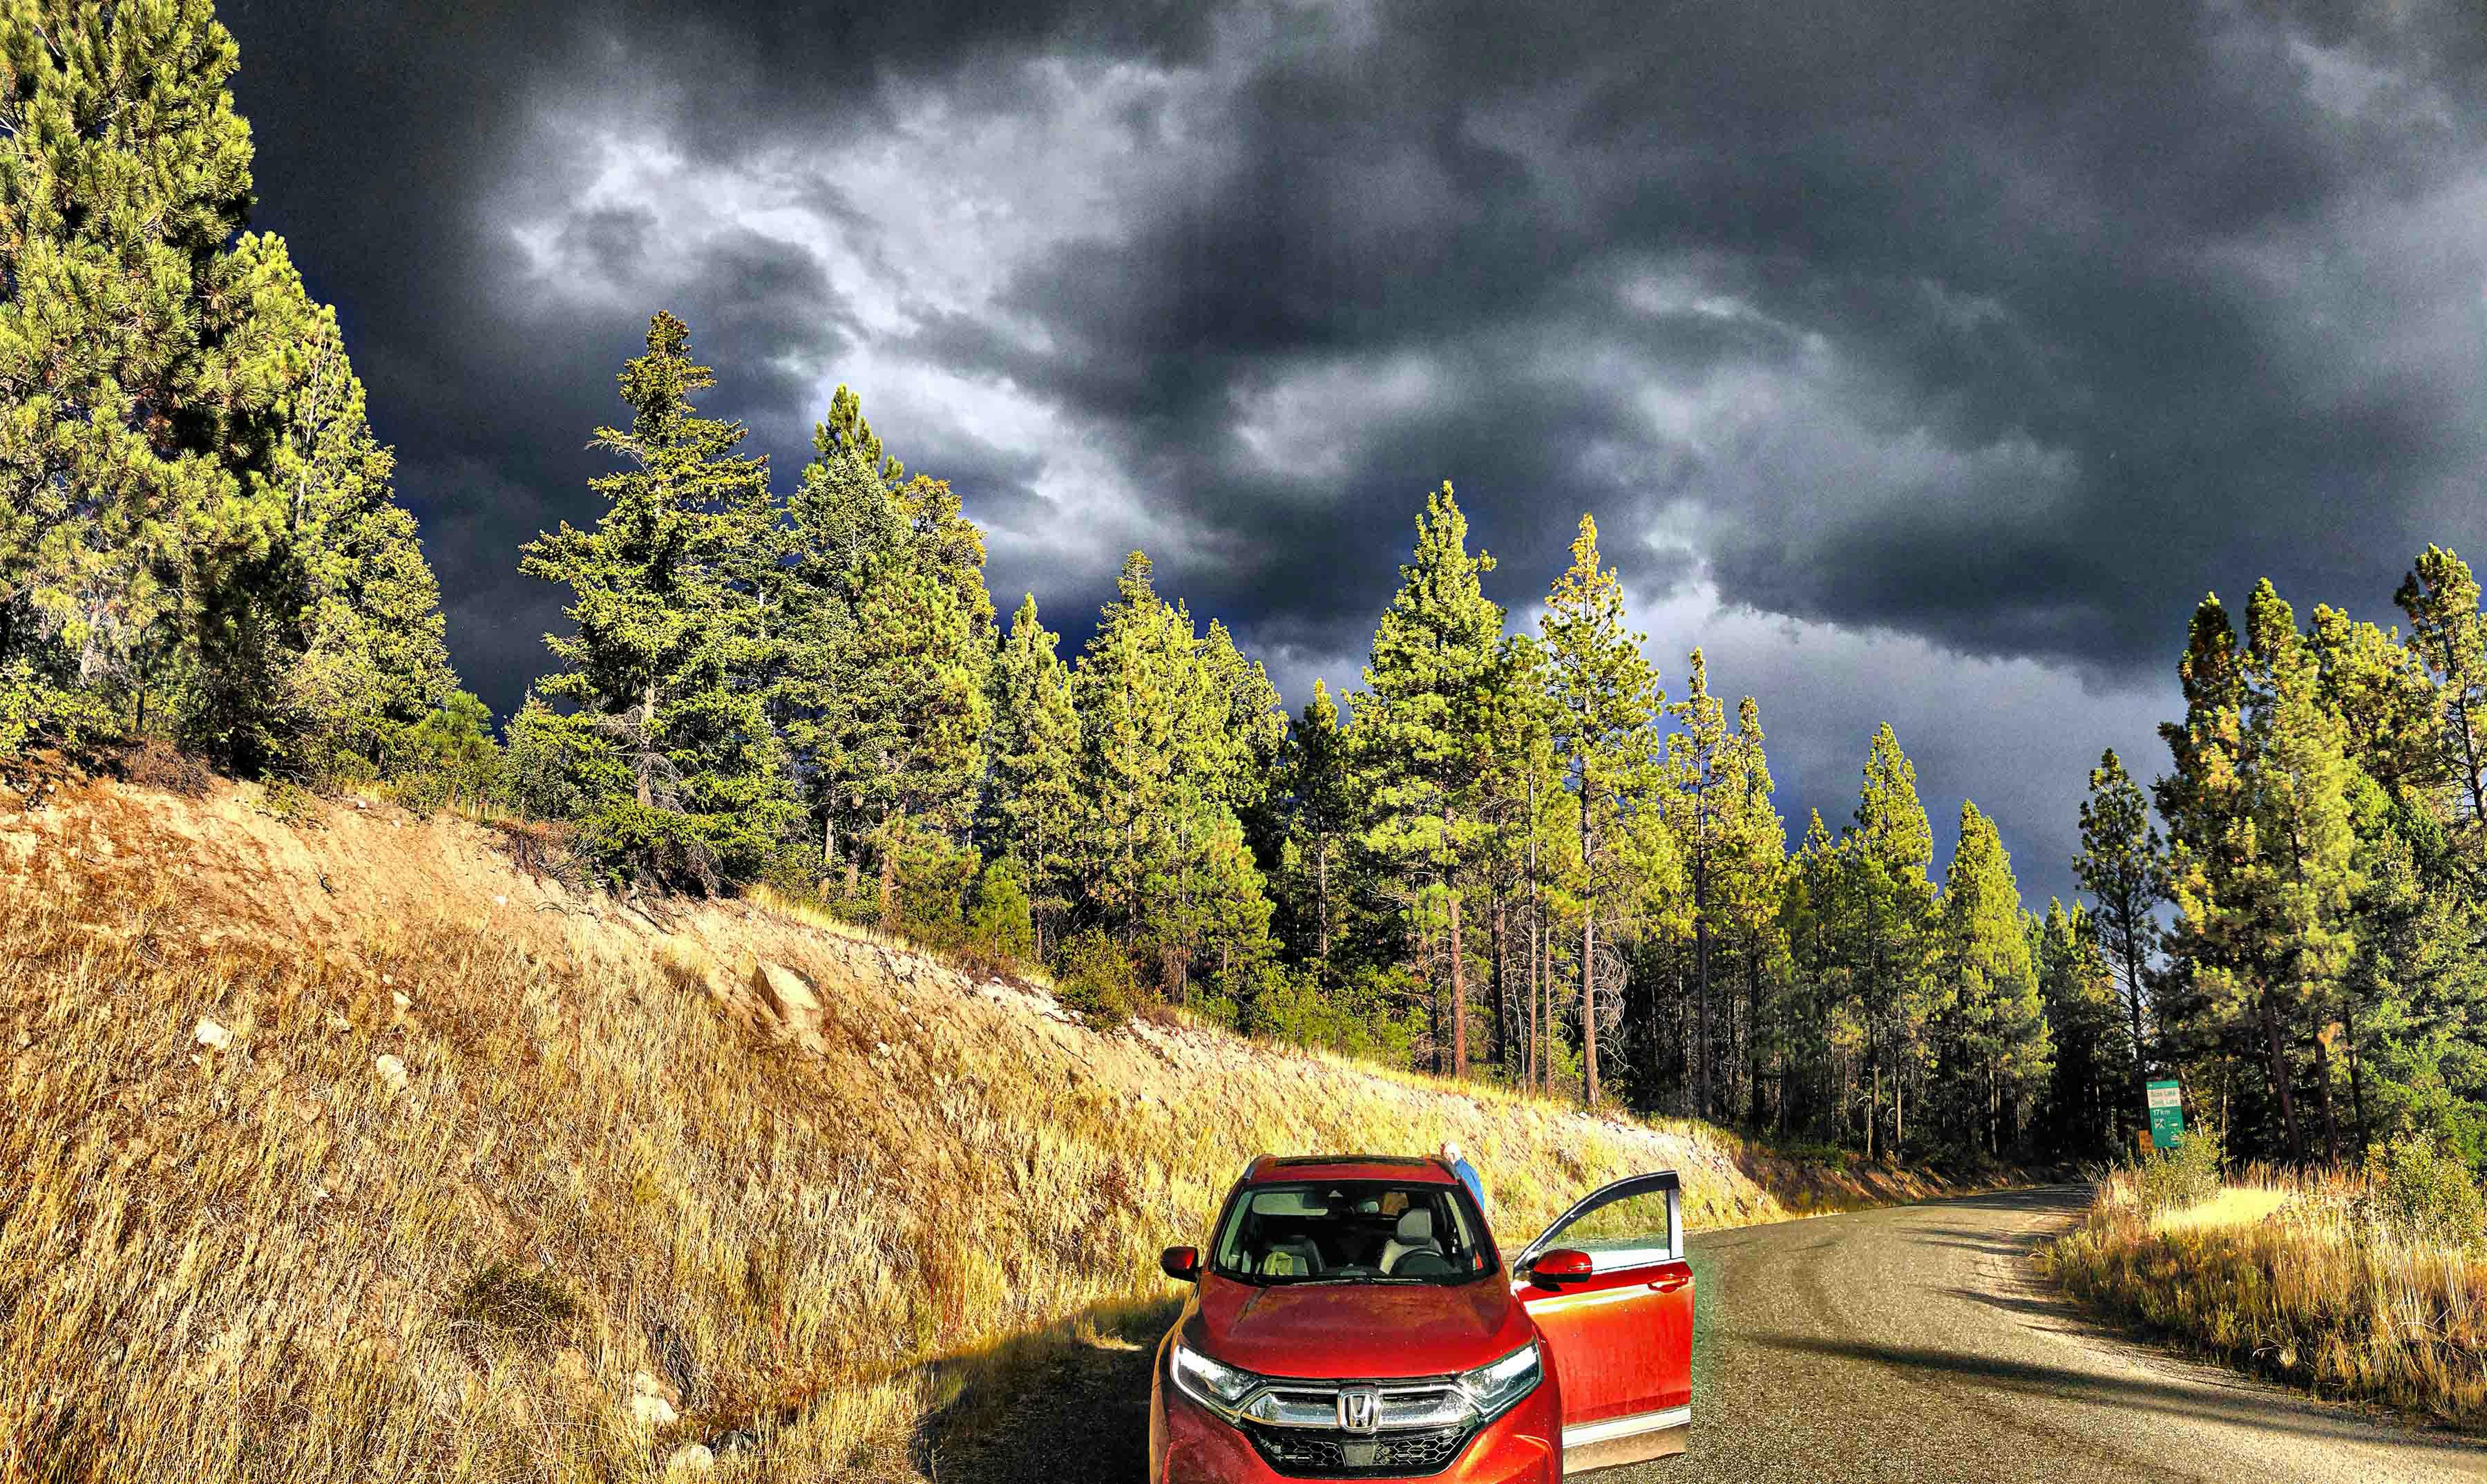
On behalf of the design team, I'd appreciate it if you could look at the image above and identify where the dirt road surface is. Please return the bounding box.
[916,1186,2484,1483]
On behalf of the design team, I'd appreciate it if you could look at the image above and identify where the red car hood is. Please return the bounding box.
[1193,1274,1531,1380]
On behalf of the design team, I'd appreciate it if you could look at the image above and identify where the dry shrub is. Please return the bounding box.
[448,1259,582,1349]
[114,737,212,798]
[2046,1163,2487,1425]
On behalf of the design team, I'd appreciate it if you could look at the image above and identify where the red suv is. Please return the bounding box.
[1150,1154,1693,1483]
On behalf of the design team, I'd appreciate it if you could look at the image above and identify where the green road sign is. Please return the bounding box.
[2146,1079,2185,1149]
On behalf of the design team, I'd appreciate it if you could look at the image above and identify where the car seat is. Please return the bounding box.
[1379,1207,1441,1274]
[1258,1236,1323,1277]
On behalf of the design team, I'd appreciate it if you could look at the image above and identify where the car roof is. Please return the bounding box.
[1240,1154,1457,1186]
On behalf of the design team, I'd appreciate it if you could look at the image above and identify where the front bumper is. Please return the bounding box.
[1148,1347,1561,1484]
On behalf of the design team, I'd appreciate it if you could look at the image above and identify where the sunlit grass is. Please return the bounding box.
[2045,1165,2487,1426]
[2148,1181,2292,1237]
[0,777,1992,1483]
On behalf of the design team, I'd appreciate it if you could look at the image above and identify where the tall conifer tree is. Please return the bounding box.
[2074,748,2166,1130]
[2397,546,2487,851]
[519,312,794,890]
[1540,514,1666,1105]
[1846,723,1936,1157]
[1357,484,1505,1077]
[982,593,1080,951]
[1667,649,1781,1118]
[0,1,452,761]
[1936,801,2049,1154]
[1277,680,1360,973]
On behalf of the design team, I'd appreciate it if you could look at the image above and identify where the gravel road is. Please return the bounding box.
[918,1186,2484,1483]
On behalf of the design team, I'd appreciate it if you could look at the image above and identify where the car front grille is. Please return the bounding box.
[1239,1419,1475,1478]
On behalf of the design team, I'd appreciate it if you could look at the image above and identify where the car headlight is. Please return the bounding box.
[1170,1340,1261,1416]
[1457,1341,1543,1420]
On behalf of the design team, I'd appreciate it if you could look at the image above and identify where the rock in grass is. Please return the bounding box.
[193,1018,232,1051]
[627,1391,678,1429]
[750,960,824,1051]
[664,1443,715,1476]
[629,1369,683,1405]
[373,1054,409,1093]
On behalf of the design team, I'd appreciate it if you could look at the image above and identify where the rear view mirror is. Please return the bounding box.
[1530,1248,1594,1285]
[1160,1245,1201,1282]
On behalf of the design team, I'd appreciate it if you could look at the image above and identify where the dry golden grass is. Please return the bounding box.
[2044,1165,2487,1427]
[0,774,1987,1483]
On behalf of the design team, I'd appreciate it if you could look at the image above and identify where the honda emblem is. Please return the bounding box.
[1337,1386,1382,1434]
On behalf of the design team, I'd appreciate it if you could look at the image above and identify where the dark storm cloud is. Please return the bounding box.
[218,0,2487,900]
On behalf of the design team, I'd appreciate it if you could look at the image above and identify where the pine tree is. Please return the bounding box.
[1070,551,1277,998]
[1275,680,1360,975]
[1845,723,1936,1158]
[2161,582,2363,1161]
[982,593,1080,951]
[2309,604,2446,808]
[2396,545,2487,840]
[2074,748,2166,1134]
[1666,649,1782,1119]
[779,386,899,882]
[1356,484,1507,1077]
[228,241,453,774]
[1936,801,2050,1155]
[0,3,452,763]
[846,472,993,907]
[1540,514,1666,1105]
[518,312,795,891]
[777,386,993,909]
[2034,900,2128,1161]
[0,0,256,744]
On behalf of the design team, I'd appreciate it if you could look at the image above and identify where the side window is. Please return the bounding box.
[1524,1176,1680,1273]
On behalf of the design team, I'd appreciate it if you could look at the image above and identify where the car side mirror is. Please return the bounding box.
[1160,1246,1201,1283]
[1529,1248,1594,1286]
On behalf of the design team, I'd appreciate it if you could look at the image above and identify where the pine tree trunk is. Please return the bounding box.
[1581,809,1599,1107]
[2313,1030,2341,1166]
[1746,947,1766,1128]
[2345,999,2368,1159]
[637,679,657,808]
[1316,839,1332,967]
[2120,907,2149,1133]
[1512,909,1532,1083]
[1512,775,1532,1088]
[1581,911,1597,1106]
[1491,895,1508,1076]
[877,812,897,925]
[1695,912,1712,1121]
[1449,889,1468,1081]
[1543,918,1556,1096]
[2258,987,2303,1162]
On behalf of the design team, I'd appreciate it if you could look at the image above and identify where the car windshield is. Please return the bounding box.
[1210,1180,1494,1285]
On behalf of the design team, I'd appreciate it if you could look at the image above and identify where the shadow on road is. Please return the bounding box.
[911,1295,1180,1483]
[1744,1331,2487,1456]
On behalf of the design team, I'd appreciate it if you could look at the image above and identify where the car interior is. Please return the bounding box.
[1212,1181,1489,1283]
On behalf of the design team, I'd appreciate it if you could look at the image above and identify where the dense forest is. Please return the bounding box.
[6,0,2484,1171]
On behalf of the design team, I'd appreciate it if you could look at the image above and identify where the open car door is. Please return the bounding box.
[1512,1171,1692,1474]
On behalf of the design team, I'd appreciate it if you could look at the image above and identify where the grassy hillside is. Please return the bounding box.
[1,768,1979,1484]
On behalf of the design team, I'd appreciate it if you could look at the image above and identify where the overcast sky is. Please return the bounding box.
[219,0,2487,906]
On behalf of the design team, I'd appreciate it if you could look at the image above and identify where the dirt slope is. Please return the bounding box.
[0,770,1984,1483]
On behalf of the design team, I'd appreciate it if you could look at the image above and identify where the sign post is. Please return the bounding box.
[2146,1080,2185,1151]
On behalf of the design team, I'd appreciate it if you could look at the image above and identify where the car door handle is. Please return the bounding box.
[1648,1276,1688,1293]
